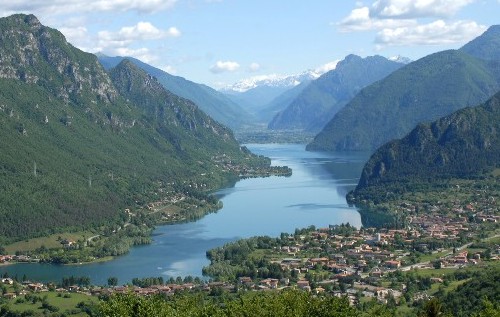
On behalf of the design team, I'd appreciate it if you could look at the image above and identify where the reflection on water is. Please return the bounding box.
[1,144,369,285]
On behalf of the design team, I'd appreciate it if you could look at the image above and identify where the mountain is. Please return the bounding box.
[222,71,318,118]
[388,55,413,64]
[268,55,405,132]
[256,81,311,123]
[0,14,268,242]
[352,90,500,197]
[223,71,319,93]
[97,54,252,130]
[308,26,500,151]
[461,25,500,61]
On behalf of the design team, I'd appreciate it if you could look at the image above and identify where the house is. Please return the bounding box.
[260,278,279,289]
[297,280,310,291]
[1,278,14,285]
[384,260,401,269]
[61,239,77,249]
[28,283,45,292]
[238,277,253,285]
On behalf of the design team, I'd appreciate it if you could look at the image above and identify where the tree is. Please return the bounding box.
[107,277,118,287]
[473,299,500,317]
[420,298,451,317]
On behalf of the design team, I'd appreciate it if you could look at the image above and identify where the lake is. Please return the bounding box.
[1,144,369,285]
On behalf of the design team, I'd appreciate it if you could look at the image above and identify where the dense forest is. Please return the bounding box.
[351,90,500,203]
[0,14,274,244]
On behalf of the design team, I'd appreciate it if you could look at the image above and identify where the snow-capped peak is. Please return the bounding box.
[221,72,314,93]
[389,55,412,64]
[222,60,339,93]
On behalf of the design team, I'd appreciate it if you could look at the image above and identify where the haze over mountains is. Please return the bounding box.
[97,54,253,130]
[221,71,321,120]
[268,55,406,132]
[308,25,500,152]
[0,14,266,241]
[1,12,499,243]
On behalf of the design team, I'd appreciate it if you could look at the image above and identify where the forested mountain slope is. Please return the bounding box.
[352,90,500,199]
[269,55,404,132]
[308,26,500,151]
[98,54,252,130]
[0,14,267,243]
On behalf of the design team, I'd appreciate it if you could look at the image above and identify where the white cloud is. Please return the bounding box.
[113,47,156,63]
[375,20,486,47]
[59,26,89,44]
[94,21,180,61]
[248,62,261,72]
[98,22,180,47]
[0,0,177,16]
[371,0,476,19]
[338,6,416,32]
[315,60,340,74]
[338,0,484,49]
[161,65,177,74]
[210,60,240,73]
[339,0,478,32]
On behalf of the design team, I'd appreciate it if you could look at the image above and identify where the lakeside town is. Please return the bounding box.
[1,188,498,309]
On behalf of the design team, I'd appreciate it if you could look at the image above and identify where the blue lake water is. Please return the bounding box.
[1,144,368,285]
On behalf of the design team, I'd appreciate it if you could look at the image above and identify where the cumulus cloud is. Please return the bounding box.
[59,26,89,43]
[315,60,340,74]
[210,61,240,73]
[370,0,476,19]
[94,21,180,61]
[98,22,180,47]
[248,62,261,72]
[339,6,416,32]
[338,0,485,48]
[0,0,177,16]
[375,20,486,47]
[113,47,157,63]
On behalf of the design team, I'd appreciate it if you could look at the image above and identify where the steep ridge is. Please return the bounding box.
[352,91,500,198]
[461,25,500,61]
[0,14,267,242]
[308,26,500,151]
[269,55,404,132]
[98,54,252,130]
[108,60,238,152]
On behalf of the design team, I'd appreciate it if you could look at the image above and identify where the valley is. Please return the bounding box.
[0,5,499,317]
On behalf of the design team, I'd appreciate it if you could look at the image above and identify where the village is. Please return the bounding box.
[0,181,498,310]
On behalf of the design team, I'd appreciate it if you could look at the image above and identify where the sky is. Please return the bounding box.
[0,0,499,89]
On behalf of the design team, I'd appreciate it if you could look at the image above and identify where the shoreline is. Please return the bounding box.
[1,167,291,268]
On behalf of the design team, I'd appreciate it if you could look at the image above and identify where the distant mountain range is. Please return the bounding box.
[268,55,406,132]
[221,71,322,120]
[308,25,500,151]
[222,71,322,93]
[97,54,253,130]
[0,14,267,241]
[352,89,500,199]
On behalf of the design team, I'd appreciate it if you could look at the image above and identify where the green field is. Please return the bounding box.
[5,291,97,316]
[5,231,96,254]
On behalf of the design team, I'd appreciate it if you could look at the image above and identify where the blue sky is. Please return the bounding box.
[0,0,498,89]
